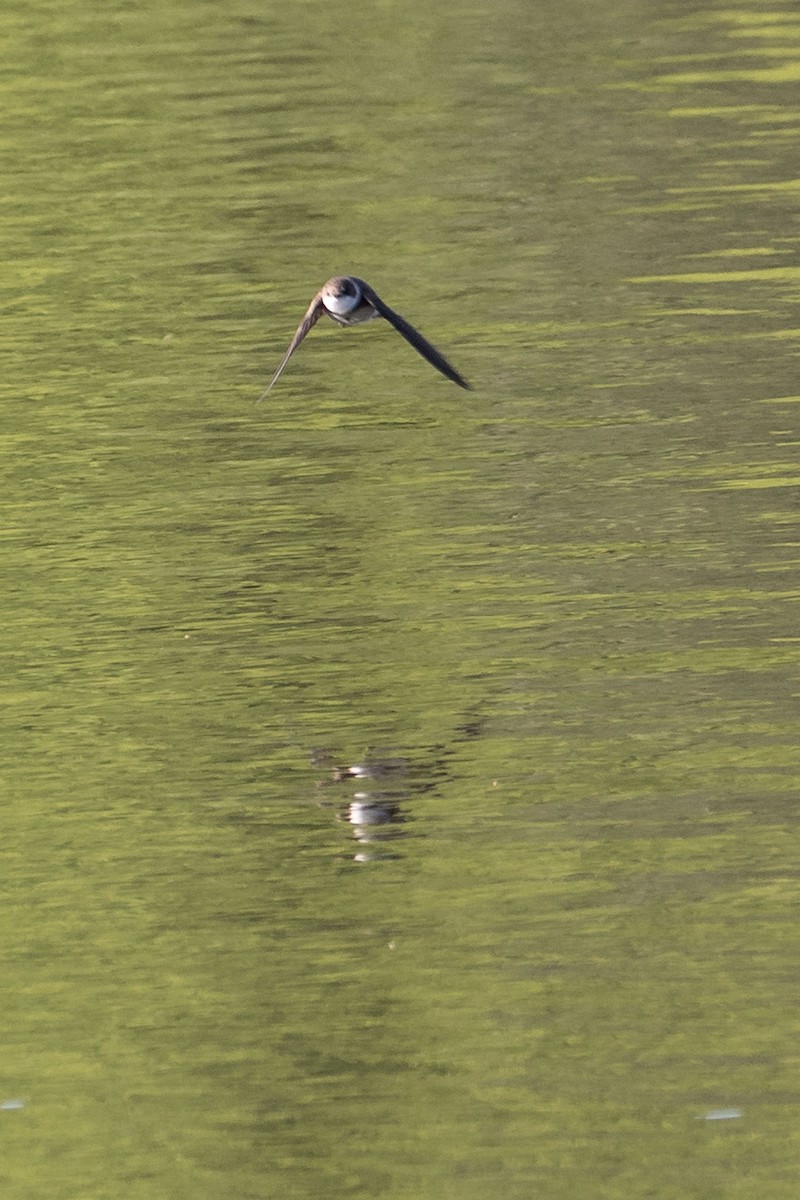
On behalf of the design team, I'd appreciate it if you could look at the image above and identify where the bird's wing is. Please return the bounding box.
[257,292,325,400]
[358,281,470,390]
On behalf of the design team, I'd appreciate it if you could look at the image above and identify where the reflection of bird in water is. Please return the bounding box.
[259,276,470,398]
[310,749,409,856]
[339,796,405,840]
[331,760,408,783]
[309,749,408,784]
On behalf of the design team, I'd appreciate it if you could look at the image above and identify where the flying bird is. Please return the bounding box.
[258,275,470,399]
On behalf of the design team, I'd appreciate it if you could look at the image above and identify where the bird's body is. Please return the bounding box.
[258,276,469,399]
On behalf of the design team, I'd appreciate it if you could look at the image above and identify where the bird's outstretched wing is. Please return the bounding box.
[257,292,325,401]
[358,280,470,390]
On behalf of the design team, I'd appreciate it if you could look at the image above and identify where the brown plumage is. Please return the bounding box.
[258,276,470,399]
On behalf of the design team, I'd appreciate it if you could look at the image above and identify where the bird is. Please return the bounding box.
[258,275,470,399]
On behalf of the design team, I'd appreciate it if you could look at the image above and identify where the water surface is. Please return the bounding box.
[2,2,800,1197]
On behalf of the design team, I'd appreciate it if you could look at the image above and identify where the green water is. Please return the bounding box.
[3,1,800,1197]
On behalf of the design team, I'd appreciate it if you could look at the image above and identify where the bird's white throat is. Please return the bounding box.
[322,282,361,317]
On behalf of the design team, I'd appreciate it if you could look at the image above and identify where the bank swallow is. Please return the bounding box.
[258,275,469,398]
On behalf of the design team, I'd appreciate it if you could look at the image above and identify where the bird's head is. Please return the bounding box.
[321,276,362,317]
